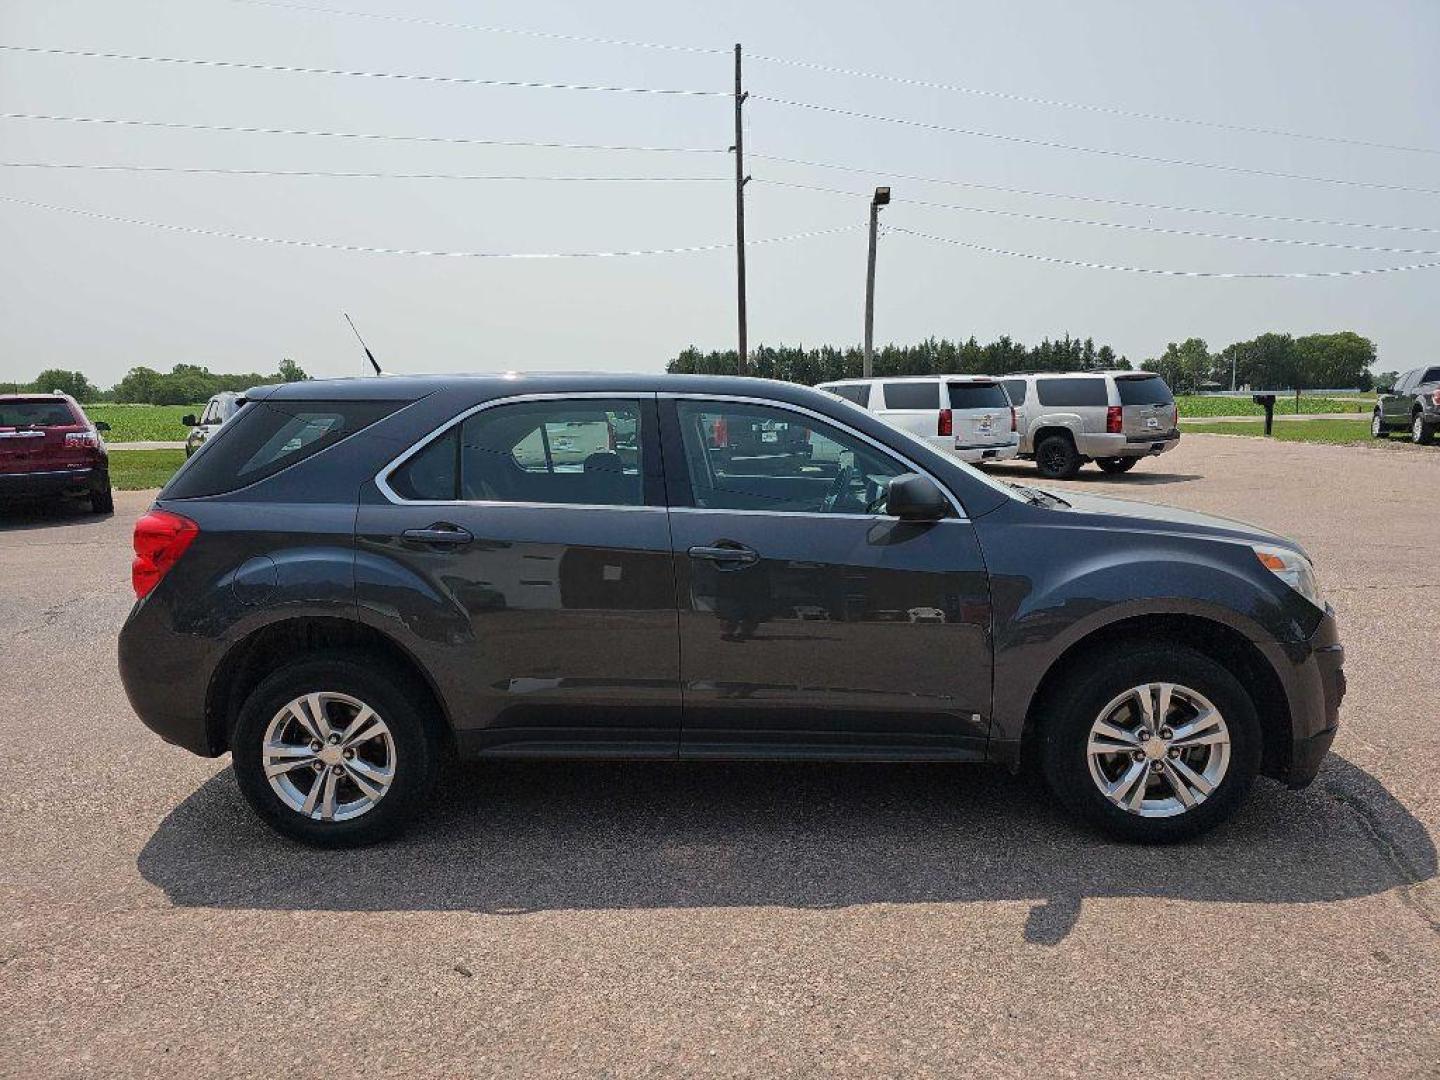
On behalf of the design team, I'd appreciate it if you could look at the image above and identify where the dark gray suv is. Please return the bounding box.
[119,374,1345,846]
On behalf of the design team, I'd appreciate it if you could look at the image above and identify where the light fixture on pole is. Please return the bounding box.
[863,186,890,378]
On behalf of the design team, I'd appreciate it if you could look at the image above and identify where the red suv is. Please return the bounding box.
[0,394,114,513]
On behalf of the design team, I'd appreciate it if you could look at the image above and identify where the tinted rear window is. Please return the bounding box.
[1115,376,1175,406]
[164,399,400,497]
[1001,378,1027,404]
[1420,368,1440,385]
[826,384,871,406]
[882,382,940,409]
[0,400,78,427]
[948,382,1010,410]
[1036,378,1109,407]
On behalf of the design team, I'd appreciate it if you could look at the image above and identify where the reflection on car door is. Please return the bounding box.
[355,395,681,756]
[661,396,993,758]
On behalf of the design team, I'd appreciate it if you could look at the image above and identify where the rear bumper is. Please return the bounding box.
[0,466,104,498]
[922,435,1021,463]
[1078,433,1181,458]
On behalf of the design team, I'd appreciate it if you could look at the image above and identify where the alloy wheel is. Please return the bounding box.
[262,691,396,822]
[1085,682,1230,818]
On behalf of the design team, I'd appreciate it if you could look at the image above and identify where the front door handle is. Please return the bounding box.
[688,544,759,567]
[402,523,474,546]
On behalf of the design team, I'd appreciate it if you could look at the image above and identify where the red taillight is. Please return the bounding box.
[938,408,953,436]
[1432,389,1440,407]
[714,416,728,448]
[65,430,100,449]
[1010,406,1018,432]
[132,509,199,599]
[1106,406,1123,434]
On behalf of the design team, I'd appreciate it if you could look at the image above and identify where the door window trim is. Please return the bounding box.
[659,392,968,521]
[374,391,665,511]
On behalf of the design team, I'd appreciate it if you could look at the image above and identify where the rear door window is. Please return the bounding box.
[881,382,939,409]
[1115,376,1175,406]
[1036,378,1109,407]
[164,399,401,497]
[947,382,1010,410]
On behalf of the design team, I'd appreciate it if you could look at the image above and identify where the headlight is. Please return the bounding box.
[1253,545,1323,609]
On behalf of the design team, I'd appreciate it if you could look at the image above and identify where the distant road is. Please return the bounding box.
[107,440,185,450]
[1180,413,1359,425]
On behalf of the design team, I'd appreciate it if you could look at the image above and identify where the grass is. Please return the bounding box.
[86,404,201,442]
[109,449,187,490]
[1181,418,1429,447]
[1174,394,1371,418]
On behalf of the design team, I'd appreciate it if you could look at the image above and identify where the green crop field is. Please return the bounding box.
[1174,395,1371,418]
[86,404,201,443]
[109,449,188,490]
[1183,418,1432,447]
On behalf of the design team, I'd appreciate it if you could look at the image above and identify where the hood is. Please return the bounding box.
[1047,489,1304,555]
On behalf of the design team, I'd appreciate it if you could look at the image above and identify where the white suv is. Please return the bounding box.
[815,376,1020,464]
[999,371,1180,479]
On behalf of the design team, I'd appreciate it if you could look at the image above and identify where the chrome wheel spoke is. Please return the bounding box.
[318,769,339,820]
[344,761,386,802]
[1105,759,1148,808]
[1159,760,1197,808]
[1088,720,1141,755]
[1169,755,1216,797]
[301,772,325,816]
[339,706,384,748]
[263,743,316,778]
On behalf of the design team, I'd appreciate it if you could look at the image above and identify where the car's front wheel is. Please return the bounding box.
[1039,644,1261,842]
[231,653,440,847]
[1095,457,1138,474]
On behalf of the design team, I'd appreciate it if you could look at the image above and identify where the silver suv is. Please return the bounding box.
[1000,371,1180,479]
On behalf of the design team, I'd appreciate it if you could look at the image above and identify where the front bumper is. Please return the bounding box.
[1278,607,1345,788]
[0,466,102,498]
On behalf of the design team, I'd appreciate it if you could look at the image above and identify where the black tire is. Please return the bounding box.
[1034,433,1082,479]
[231,652,441,847]
[1038,644,1262,843]
[1095,457,1138,474]
[1371,411,1388,439]
[1413,413,1435,446]
[90,483,114,514]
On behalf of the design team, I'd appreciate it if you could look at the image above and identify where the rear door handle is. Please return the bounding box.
[402,523,473,546]
[688,544,759,567]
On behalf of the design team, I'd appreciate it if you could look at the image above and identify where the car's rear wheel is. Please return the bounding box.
[1371,411,1388,439]
[1095,457,1138,474]
[89,483,114,514]
[1039,644,1261,842]
[1413,413,1435,445]
[231,653,440,847]
[1034,433,1082,479]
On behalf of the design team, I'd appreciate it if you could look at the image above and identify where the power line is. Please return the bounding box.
[753,95,1440,197]
[223,0,1437,157]
[0,43,727,96]
[0,162,728,182]
[0,111,724,153]
[750,152,1440,235]
[224,0,725,54]
[756,179,1440,256]
[0,193,861,257]
[884,224,1440,279]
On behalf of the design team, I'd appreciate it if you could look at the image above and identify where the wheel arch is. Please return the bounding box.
[1016,612,1291,781]
[205,616,453,755]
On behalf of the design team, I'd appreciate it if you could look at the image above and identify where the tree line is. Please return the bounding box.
[6,359,309,404]
[1139,332,1384,393]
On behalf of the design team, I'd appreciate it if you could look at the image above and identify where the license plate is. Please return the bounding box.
[762,431,778,443]
[1145,417,1159,429]
[977,417,994,434]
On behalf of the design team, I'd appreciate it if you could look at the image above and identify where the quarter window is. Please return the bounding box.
[1001,378,1028,405]
[826,384,871,407]
[675,401,918,516]
[881,382,940,410]
[1036,378,1109,407]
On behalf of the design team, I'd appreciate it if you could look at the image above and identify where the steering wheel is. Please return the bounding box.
[820,464,857,514]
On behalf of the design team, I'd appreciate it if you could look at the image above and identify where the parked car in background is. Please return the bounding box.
[0,393,113,513]
[1372,366,1440,445]
[120,373,1343,849]
[1000,371,1180,479]
[703,411,813,465]
[183,391,243,457]
[816,376,1019,464]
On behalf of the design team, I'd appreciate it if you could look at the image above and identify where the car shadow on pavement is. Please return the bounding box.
[137,754,1434,945]
[982,464,1204,487]
[0,499,111,530]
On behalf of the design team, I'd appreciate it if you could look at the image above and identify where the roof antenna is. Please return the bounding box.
[344,312,384,376]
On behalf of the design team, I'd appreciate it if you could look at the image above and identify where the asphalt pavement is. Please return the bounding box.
[1,435,1435,1078]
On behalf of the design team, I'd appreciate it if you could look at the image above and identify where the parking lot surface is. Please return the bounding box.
[1,435,1436,1078]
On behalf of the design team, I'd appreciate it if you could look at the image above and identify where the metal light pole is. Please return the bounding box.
[732,44,750,376]
[862,186,890,378]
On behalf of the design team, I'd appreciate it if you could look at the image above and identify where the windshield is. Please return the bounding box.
[948,382,1010,410]
[1116,376,1175,406]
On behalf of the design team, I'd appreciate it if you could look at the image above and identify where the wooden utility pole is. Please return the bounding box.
[732,43,749,376]
[862,187,890,378]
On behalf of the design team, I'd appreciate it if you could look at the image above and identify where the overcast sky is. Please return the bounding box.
[2,0,1438,386]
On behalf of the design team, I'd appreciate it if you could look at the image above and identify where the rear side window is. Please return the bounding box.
[1420,368,1440,385]
[947,382,1010,410]
[1001,379,1028,405]
[826,384,871,407]
[0,399,78,427]
[882,382,939,409]
[165,400,400,497]
[1036,378,1109,407]
[1115,376,1175,406]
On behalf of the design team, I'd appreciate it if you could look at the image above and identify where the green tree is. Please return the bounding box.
[277,357,309,382]
[28,369,98,400]
[1292,331,1375,389]
[1142,338,1210,392]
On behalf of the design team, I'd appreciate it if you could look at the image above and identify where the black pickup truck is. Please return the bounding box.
[1373,365,1440,445]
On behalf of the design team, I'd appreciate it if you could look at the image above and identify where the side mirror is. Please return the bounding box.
[181,414,197,427]
[93,420,111,432]
[887,473,948,521]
